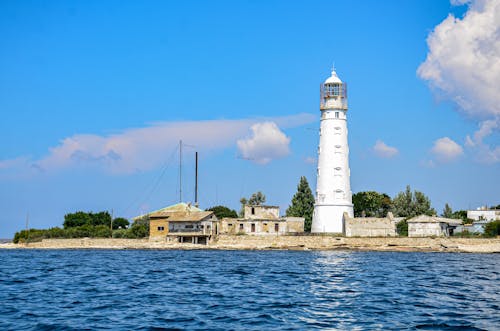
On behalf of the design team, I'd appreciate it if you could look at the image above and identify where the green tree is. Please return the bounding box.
[396,220,408,236]
[451,210,473,224]
[392,185,436,218]
[239,198,247,217]
[239,192,266,217]
[112,217,130,229]
[352,191,392,217]
[128,223,149,238]
[286,176,315,232]
[207,205,238,219]
[483,220,500,237]
[442,203,453,218]
[90,211,112,227]
[248,191,266,205]
[63,211,92,228]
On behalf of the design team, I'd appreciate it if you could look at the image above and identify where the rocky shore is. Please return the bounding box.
[1,235,500,253]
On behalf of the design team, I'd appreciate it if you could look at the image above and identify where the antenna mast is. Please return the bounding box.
[179,140,182,203]
[195,152,198,207]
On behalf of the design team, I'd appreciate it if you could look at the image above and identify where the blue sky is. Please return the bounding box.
[1,0,498,237]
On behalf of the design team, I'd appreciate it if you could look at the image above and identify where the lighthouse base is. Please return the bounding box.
[311,204,354,234]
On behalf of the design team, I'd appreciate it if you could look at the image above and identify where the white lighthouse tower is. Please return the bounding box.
[311,66,354,233]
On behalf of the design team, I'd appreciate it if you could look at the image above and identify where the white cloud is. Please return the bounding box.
[0,157,28,170]
[418,0,500,119]
[418,0,500,163]
[0,114,314,175]
[236,122,291,164]
[373,140,399,158]
[431,137,464,162]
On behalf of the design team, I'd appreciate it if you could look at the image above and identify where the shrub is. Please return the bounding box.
[112,229,128,238]
[484,220,500,237]
[128,224,149,238]
[396,220,408,236]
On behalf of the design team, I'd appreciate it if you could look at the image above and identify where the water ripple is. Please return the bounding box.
[0,250,499,330]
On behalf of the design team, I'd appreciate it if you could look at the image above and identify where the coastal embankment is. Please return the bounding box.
[1,235,500,253]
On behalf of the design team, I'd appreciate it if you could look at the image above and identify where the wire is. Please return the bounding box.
[119,145,179,217]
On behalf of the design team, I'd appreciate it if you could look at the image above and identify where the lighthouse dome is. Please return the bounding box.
[324,67,342,84]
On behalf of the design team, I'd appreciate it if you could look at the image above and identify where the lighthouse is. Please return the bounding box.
[311,66,354,233]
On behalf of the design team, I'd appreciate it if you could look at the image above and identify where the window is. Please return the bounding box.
[335,112,339,118]
[239,224,244,230]
[275,223,279,232]
[228,223,233,227]
[251,224,256,232]
[251,207,255,215]
[333,84,340,96]
[157,226,164,231]
[185,225,194,229]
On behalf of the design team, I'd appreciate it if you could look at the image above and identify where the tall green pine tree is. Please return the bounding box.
[286,176,315,232]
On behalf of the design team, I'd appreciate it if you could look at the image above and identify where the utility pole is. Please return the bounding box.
[195,151,198,207]
[25,213,30,245]
[110,209,114,238]
[179,140,183,203]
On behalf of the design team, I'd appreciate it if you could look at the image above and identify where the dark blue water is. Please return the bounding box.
[0,250,499,330]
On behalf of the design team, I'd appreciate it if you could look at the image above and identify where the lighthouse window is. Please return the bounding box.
[333,85,340,96]
[335,112,339,118]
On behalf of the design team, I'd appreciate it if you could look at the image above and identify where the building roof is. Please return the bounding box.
[150,211,214,222]
[407,215,462,225]
[324,67,342,84]
[133,202,203,221]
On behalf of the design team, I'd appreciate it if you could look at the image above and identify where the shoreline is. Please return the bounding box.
[1,236,499,253]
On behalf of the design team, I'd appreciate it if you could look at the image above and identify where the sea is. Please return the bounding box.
[0,249,499,330]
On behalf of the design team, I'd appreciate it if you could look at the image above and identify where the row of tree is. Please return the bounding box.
[13,211,148,243]
[63,211,129,229]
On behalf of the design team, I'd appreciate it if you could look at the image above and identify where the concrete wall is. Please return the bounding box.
[285,217,305,233]
[344,219,396,237]
[344,215,396,237]
[408,222,446,237]
[244,205,280,219]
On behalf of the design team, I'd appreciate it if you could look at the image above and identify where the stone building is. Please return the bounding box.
[219,205,304,235]
[343,212,396,237]
[136,202,219,245]
[149,210,218,244]
[407,215,462,237]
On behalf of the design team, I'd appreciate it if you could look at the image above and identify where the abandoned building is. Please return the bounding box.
[343,212,397,237]
[407,215,462,237]
[219,205,304,235]
[135,203,219,245]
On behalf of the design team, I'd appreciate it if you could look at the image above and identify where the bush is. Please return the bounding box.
[112,229,128,238]
[128,224,149,238]
[484,220,500,237]
[396,220,408,236]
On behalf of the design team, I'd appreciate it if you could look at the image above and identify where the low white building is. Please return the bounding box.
[407,215,462,237]
[467,209,500,221]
